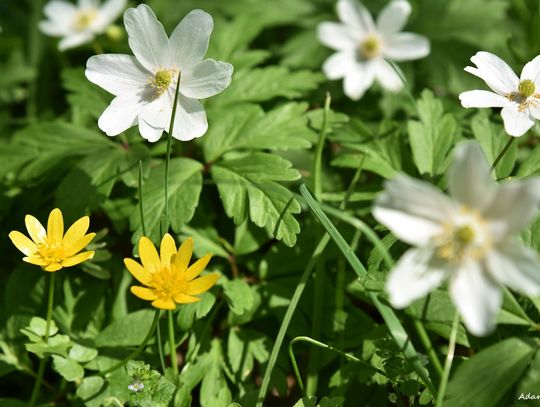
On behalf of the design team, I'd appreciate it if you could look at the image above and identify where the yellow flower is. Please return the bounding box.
[9,208,95,272]
[125,234,218,310]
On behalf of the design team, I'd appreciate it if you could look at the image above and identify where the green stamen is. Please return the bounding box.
[519,79,536,98]
[360,36,380,59]
[455,225,475,244]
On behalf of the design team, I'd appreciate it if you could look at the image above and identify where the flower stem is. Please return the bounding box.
[167,310,178,375]
[156,322,166,373]
[162,72,182,234]
[435,312,460,407]
[138,160,147,236]
[490,137,516,173]
[92,41,104,54]
[313,93,331,199]
[28,272,55,407]
[100,309,160,376]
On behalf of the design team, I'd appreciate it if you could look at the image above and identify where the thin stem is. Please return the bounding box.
[313,93,331,200]
[92,41,104,55]
[167,310,178,375]
[386,59,417,110]
[26,0,44,121]
[435,312,460,407]
[162,72,182,234]
[100,309,160,376]
[156,321,166,374]
[490,137,516,173]
[28,272,55,407]
[138,160,147,236]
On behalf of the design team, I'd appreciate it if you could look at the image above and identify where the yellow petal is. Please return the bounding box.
[64,233,95,257]
[173,293,200,304]
[47,208,64,242]
[175,237,193,272]
[151,298,176,310]
[9,231,37,256]
[63,216,90,247]
[131,286,158,300]
[124,258,152,285]
[61,251,94,267]
[185,273,219,295]
[185,253,212,281]
[160,233,176,267]
[25,215,46,243]
[23,256,48,266]
[139,237,161,272]
[44,263,63,272]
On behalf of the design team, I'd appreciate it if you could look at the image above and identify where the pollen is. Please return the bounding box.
[150,69,177,97]
[518,79,536,98]
[359,36,381,60]
[73,9,98,32]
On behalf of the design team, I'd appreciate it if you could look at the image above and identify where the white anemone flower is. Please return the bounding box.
[85,4,233,142]
[39,0,127,51]
[460,52,540,137]
[373,142,540,336]
[317,0,430,100]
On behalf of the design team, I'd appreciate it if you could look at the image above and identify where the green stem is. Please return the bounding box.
[156,321,166,374]
[490,137,516,173]
[168,310,178,375]
[28,272,56,407]
[101,309,160,376]
[138,160,147,236]
[435,312,459,407]
[26,0,44,121]
[313,93,331,199]
[162,72,182,234]
[92,41,104,55]
[386,59,417,109]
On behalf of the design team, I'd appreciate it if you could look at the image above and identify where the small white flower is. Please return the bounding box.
[85,5,233,142]
[39,0,127,51]
[128,378,144,392]
[317,0,430,100]
[373,142,540,336]
[460,51,540,137]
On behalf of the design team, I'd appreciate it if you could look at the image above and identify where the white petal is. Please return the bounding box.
[43,1,77,21]
[501,104,535,137]
[322,51,356,80]
[39,21,70,37]
[180,59,233,99]
[450,260,502,336]
[386,248,447,308]
[138,118,164,142]
[343,61,376,100]
[139,98,169,129]
[376,0,411,36]
[86,54,150,96]
[375,59,403,91]
[337,0,375,36]
[448,142,496,210]
[529,100,540,120]
[317,22,357,51]
[486,241,540,297]
[483,178,540,236]
[373,174,454,246]
[94,0,127,31]
[466,52,519,95]
[58,31,94,50]
[170,9,213,70]
[383,33,430,61]
[459,90,509,108]
[98,93,144,136]
[520,55,540,86]
[124,4,170,71]
[171,96,208,141]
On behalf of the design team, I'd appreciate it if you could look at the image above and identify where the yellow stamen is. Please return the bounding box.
[150,69,177,98]
[359,36,381,59]
[73,9,98,32]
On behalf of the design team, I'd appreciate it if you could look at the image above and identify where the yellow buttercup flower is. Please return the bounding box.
[9,208,95,272]
[125,234,218,310]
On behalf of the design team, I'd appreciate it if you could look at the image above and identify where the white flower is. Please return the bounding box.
[317,0,430,100]
[373,142,540,336]
[460,51,540,137]
[39,0,127,51]
[85,5,233,142]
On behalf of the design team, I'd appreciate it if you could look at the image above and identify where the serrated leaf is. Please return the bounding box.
[408,89,457,177]
[52,355,84,382]
[222,279,254,316]
[177,292,216,331]
[62,67,110,119]
[130,157,203,243]
[211,153,301,246]
[204,103,315,161]
[200,340,227,407]
[211,67,324,106]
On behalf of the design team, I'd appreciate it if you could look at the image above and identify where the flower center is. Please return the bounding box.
[150,69,177,98]
[149,265,187,300]
[359,36,381,59]
[73,9,98,32]
[507,79,540,112]
[36,240,66,265]
[518,79,536,98]
[434,208,491,264]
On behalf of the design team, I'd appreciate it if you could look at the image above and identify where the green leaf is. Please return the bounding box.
[444,338,535,407]
[517,143,540,178]
[211,153,301,246]
[293,396,317,407]
[200,340,228,407]
[211,67,324,106]
[177,292,216,331]
[407,89,458,177]
[62,67,110,119]
[69,344,98,363]
[204,102,315,161]
[222,279,254,316]
[471,111,517,179]
[179,225,230,259]
[25,334,72,358]
[130,157,203,243]
[95,310,155,348]
[76,376,105,400]
[52,355,84,382]
[21,317,58,341]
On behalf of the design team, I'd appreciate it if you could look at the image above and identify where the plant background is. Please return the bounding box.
[2,0,540,406]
